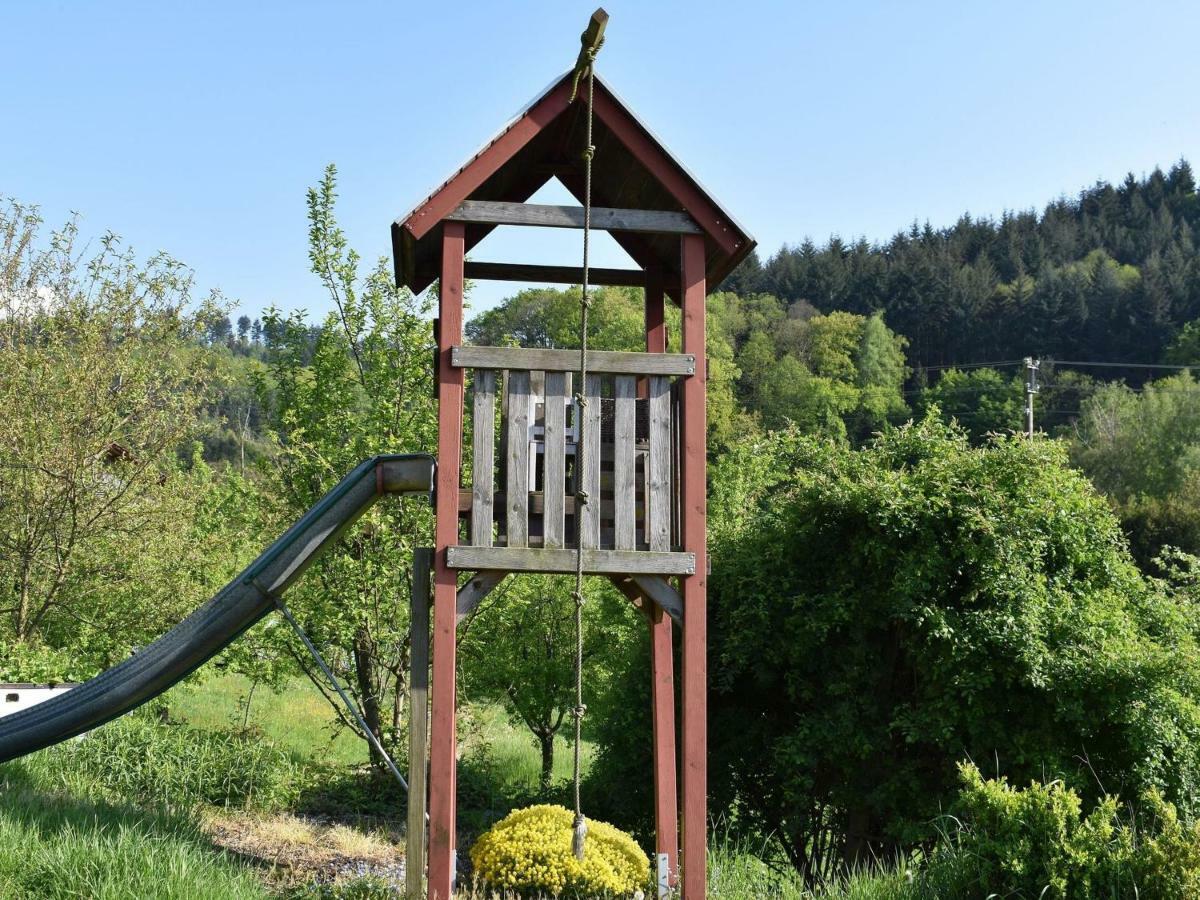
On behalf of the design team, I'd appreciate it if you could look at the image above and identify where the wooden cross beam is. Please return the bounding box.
[456,571,508,622]
[445,200,702,234]
[463,261,646,287]
[450,345,695,376]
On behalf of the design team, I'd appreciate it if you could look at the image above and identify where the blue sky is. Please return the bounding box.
[3,1,1199,322]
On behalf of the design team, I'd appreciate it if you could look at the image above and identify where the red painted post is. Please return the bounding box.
[679,234,707,900]
[645,270,679,887]
[428,221,466,900]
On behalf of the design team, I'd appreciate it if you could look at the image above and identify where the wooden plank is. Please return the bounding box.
[452,345,694,376]
[613,376,637,550]
[407,549,431,900]
[505,371,531,548]
[579,374,602,549]
[543,372,568,549]
[446,546,695,576]
[428,224,464,900]
[456,571,507,622]
[648,375,672,552]
[632,574,683,625]
[464,261,646,287]
[445,200,703,235]
[679,233,708,900]
[471,370,496,547]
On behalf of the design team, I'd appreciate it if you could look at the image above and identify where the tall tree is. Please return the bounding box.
[258,166,436,765]
[0,200,219,665]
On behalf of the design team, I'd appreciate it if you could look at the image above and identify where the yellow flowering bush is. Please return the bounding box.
[470,804,649,897]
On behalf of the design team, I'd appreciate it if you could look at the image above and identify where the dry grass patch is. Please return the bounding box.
[202,809,401,887]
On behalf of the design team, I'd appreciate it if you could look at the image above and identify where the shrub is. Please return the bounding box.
[0,641,91,683]
[695,420,1200,877]
[470,804,649,897]
[937,762,1136,897]
[923,763,1200,899]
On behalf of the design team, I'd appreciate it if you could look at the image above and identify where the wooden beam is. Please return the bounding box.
[407,548,432,900]
[463,261,646,287]
[456,571,508,622]
[428,223,465,900]
[679,233,708,900]
[445,546,695,576]
[446,200,703,235]
[632,575,683,625]
[645,261,679,893]
[452,345,695,377]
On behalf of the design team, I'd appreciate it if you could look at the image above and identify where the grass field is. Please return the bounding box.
[0,755,268,899]
[0,673,910,898]
[169,673,595,790]
[170,672,368,767]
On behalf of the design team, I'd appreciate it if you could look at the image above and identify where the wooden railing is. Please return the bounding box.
[450,345,695,574]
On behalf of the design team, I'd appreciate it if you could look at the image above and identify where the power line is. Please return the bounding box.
[917,359,1024,371]
[1049,359,1197,371]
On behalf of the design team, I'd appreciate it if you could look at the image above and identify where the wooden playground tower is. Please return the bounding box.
[392,20,754,897]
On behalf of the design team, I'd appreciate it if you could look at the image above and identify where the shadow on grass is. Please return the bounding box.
[293,752,572,846]
[0,758,260,874]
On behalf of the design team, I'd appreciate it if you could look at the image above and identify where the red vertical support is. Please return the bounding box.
[645,270,678,888]
[429,222,465,900]
[679,235,707,900]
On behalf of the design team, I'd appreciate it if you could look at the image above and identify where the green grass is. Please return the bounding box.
[0,760,268,899]
[169,672,368,768]
[462,703,596,792]
[2,675,946,899]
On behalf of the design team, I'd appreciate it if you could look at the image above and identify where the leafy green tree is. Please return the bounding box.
[1071,374,1200,502]
[917,367,1024,442]
[702,419,1200,882]
[1070,373,1200,561]
[460,577,640,792]
[1164,319,1200,365]
[256,166,436,765]
[466,285,645,352]
[0,200,223,667]
[734,308,909,440]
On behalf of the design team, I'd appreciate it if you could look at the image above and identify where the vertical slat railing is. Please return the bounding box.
[471,370,495,547]
[543,372,568,549]
[613,375,637,550]
[505,370,531,548]
[647,375,672,551]
[579,374,602,549]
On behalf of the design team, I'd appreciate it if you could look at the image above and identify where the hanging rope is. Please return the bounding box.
[569,16,604,862]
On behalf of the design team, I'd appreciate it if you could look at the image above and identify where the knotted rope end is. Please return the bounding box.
[572,814,588,860]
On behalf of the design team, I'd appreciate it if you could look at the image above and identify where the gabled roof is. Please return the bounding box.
[392,70,755,302]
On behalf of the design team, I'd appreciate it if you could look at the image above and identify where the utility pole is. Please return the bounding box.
[1024,357,1040,437]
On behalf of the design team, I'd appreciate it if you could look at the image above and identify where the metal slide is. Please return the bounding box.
[0,454,435,763]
